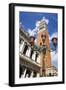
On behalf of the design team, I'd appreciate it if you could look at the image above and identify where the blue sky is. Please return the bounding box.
[19,11,58,36]
[19,11,58,69]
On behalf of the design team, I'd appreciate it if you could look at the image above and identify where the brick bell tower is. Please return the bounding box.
[36,19,51,76]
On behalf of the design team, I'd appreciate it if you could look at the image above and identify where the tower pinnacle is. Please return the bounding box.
[38,18,48,33]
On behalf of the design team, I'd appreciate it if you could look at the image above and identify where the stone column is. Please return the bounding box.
[37,54,40,63]
[26,74,29,78]
[32,51,36,61]
[22,68,27,78]
[20,41,25,54]
[30,71,34,77]
[28,47,31,57]
[26,46,31,57]
[37,73,40,77]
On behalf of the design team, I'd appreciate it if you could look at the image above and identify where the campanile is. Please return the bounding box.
[37,19,51,76]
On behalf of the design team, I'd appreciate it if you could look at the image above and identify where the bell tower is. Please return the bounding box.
[37,19,51,76]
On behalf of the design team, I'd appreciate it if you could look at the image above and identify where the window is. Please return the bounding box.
[30,49,34,59]
[19,65,24,78]
[23,43,28,55]
[35,52,39,62]
[33,72,37,77]
[25,70,31,78]
[49,73,52,76]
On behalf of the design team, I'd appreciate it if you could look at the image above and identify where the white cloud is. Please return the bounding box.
[49,32,58,42]
[51,51,58,68]
[28,21,39,36]
[42,17,49,24]
[28,29,34,36]
[36,21,40,27]
[51,51,58,62]
[28,16,49,36]
[28,27,38,36]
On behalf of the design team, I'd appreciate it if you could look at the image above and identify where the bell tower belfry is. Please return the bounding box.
[36,19,51,76]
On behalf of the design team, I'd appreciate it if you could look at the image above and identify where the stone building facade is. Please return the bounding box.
[19,27,41,78]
